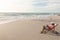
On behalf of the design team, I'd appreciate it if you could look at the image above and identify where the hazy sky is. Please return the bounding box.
[0,0,60,13]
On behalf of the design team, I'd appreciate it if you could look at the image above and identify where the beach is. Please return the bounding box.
[0,19,60,40]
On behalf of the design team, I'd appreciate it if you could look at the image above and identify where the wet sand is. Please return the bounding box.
[0,19,60,40]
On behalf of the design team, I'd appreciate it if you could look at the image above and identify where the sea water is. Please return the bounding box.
[0,13,53,24]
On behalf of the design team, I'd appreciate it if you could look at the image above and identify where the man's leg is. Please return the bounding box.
[40,26,46,33]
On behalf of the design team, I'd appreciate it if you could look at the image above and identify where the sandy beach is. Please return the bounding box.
[0,19,60,40]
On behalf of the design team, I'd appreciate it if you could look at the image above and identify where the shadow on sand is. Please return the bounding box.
[40,31,60,36]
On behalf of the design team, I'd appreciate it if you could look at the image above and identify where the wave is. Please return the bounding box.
[0,13,53,24]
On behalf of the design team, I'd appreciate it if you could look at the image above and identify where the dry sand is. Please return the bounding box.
[0,19,60,40]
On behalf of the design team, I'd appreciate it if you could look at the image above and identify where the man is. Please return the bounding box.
[40,22,58,34]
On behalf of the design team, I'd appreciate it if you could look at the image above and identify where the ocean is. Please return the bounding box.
[0,13,56,24]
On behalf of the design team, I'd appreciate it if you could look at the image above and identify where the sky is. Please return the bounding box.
[0,0,60,13]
